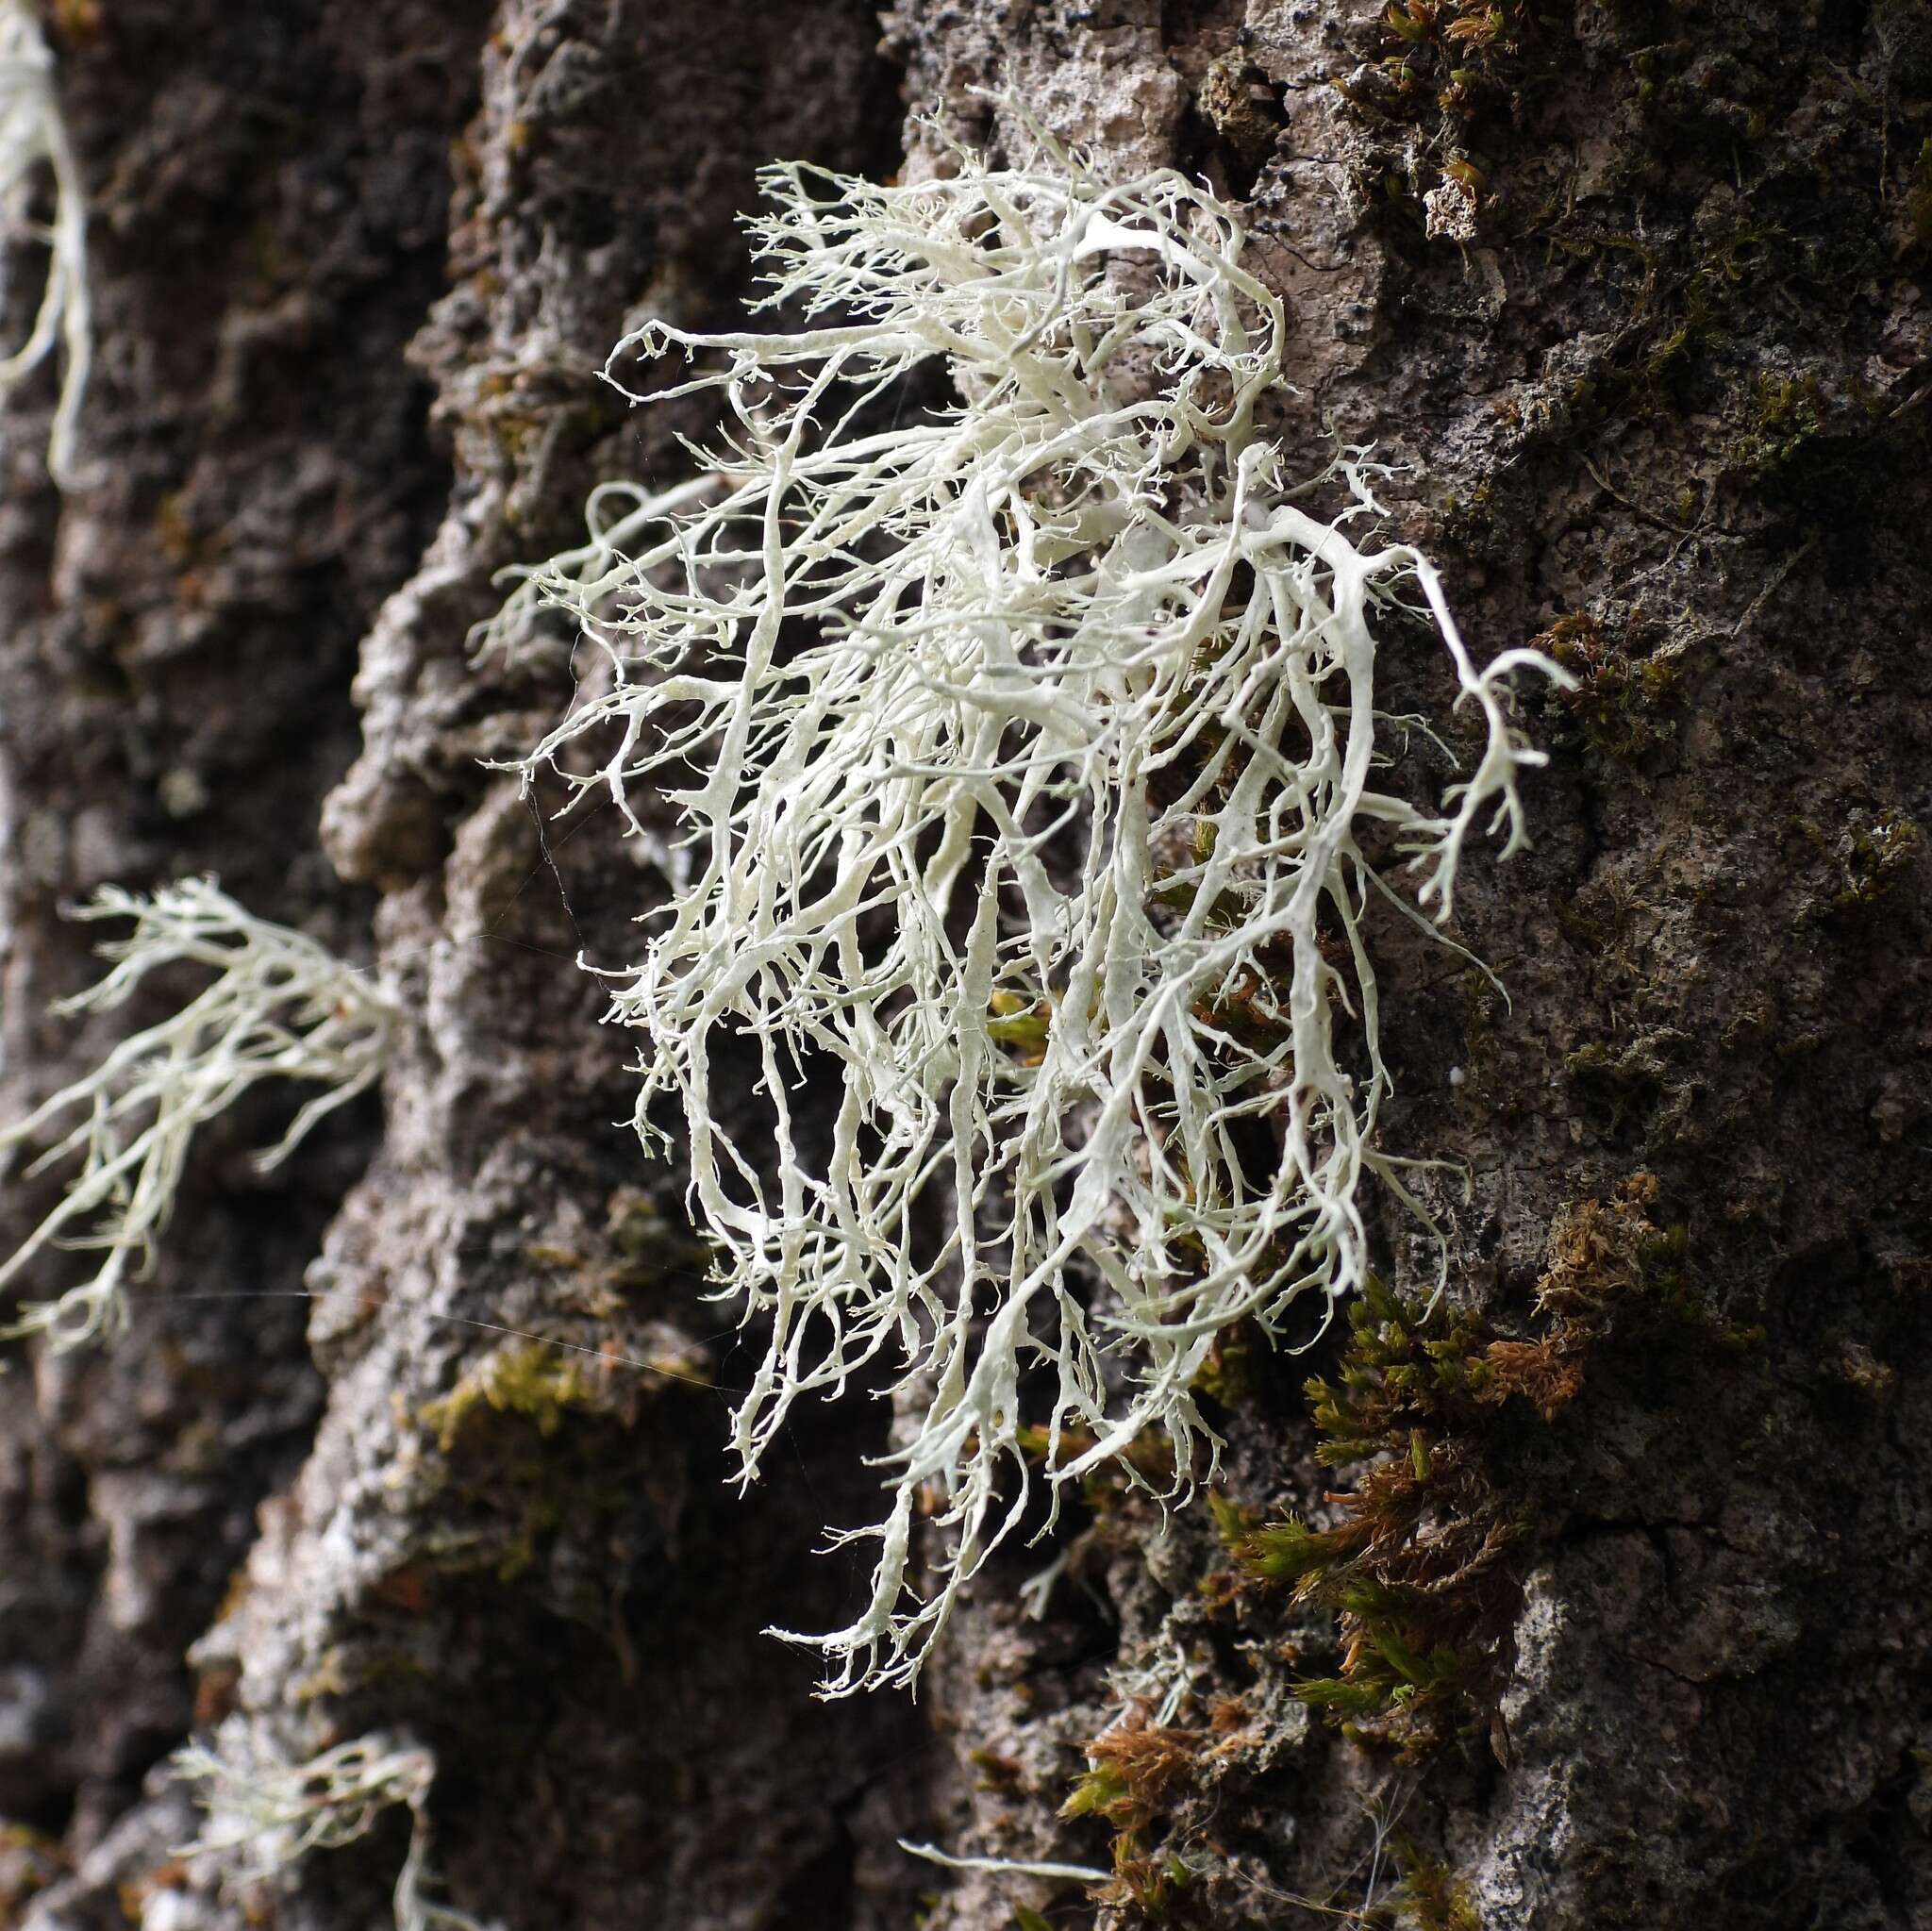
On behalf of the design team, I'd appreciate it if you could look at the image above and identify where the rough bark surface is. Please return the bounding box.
[1,3,1927,1929]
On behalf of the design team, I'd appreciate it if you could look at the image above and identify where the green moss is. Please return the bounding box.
[1519,201,1800,441]
[419,1342,597,1454]
[1391,1845,1483,1930]
[1190,1322,1260,1408]
[1330,1,1557,212]
[408,1338,645,1595]
[1539,1174,1759,1353]
[1727,371,1832,483]
[1059,1720,1204,1921]
[1212,1177,1753,1756]
[1439,479,1500,559]
[1540,610,1683,764]
[1832,807,1922,913]
[1062,1760,1134,1823]
[1211,1274,1587,1755]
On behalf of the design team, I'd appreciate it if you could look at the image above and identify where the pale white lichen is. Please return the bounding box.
[512,127,1569,1693]
[0,878,391,1349]
[0,0,90,483]
[176,1727,489,1931]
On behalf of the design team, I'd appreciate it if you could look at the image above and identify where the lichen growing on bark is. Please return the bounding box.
[0,879,391,1348]
[511,129,1565,1693]
[0,0,89,480]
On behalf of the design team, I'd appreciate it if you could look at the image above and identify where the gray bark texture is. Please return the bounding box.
[1,2,1928,1928]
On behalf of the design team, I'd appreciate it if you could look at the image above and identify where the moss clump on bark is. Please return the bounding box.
[1208,1177,1748,1759]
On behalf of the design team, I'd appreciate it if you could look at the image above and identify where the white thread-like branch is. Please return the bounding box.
[512,127,1571,1693]
[0,0,90,482]
[176,1726,491,1931]
[0,878,391,1349]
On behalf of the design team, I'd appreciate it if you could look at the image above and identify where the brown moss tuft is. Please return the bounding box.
[1537,609,1683,764]
[1061,1713,1212,1920]
[1213,1174,1721,1757]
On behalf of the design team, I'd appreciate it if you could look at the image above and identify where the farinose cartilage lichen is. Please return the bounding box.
[511,126,1570,1693]
[176,1732,434,1881]
[0,878,391,1349]
[0,0,91,482]
[176,1727,487,1931]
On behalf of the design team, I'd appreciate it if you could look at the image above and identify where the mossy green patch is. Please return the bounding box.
[1539,610,1684,765]
[1060,1718,1204,1920]
[420,1341,598,1454]
[411,1339,644,1593]
[1190,1322,1261,1409]
[1333,1,1558,214]
[1211,1273,1571,1756]
[1391,1844,1484,1930]
[1211,1177,1749,1756]
[1832,807,1922,915]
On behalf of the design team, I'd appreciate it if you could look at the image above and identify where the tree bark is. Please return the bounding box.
[2,3,1927,1928]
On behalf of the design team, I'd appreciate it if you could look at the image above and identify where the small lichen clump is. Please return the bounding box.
[0,0,90,480]
[0,879,391,1348]
[175,1727,482,1931]
[510,126,1565,1692]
